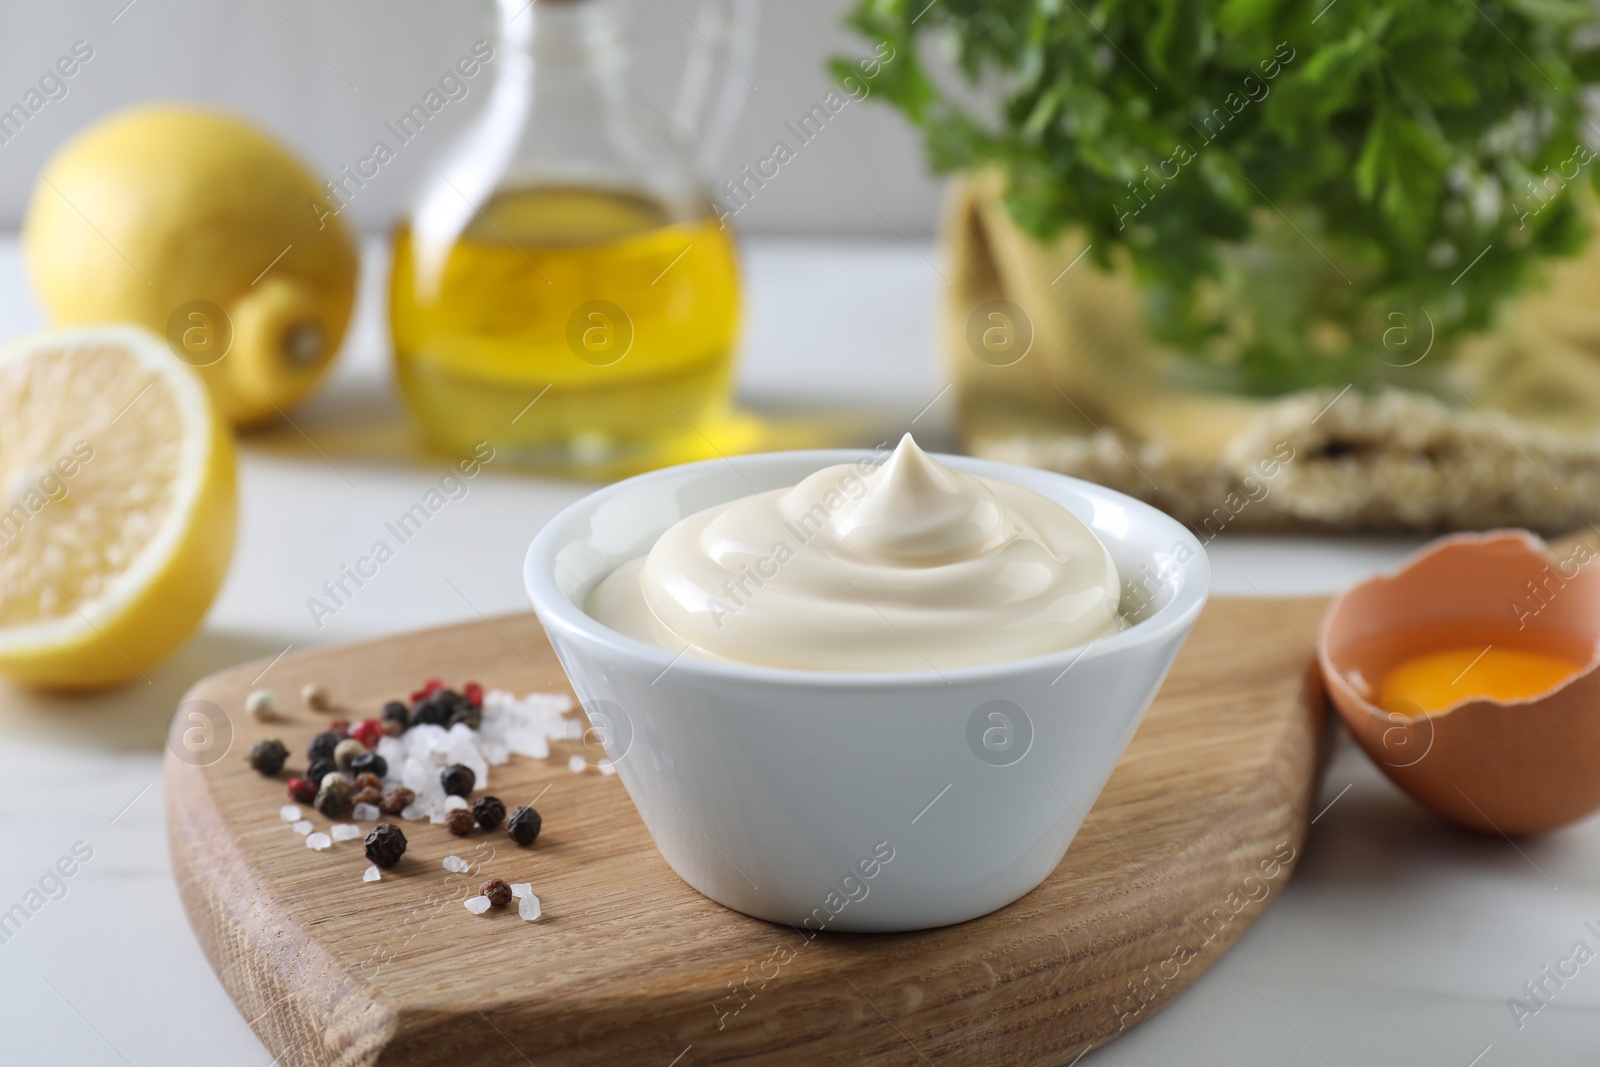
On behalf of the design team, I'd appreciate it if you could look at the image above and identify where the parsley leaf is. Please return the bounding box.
[836,0,1600,392]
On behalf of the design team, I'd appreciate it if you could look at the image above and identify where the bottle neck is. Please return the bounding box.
[496,0,627,73]
[484,0,706,208]
[409,0,706,279]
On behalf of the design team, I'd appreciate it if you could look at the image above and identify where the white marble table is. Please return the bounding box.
[0,236,1590,1066]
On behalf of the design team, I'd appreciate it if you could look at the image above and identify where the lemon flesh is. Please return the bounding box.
[0,326,236,688]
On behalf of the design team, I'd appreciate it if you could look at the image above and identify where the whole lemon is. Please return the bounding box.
[23,104,358,427]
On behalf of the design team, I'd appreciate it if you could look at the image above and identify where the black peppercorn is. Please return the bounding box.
[306,756,338,784]
[306,729,343,762]
[472,795,506,830]
[506,805,542,846]
[248,738,289,776]
[432,688,472,724]
[381,700,410,727]
[446,704,482,730]
[446,808,476,836]
[481,879,513,907]
[440,763,476,797]
[409,693,453,728]
[364,823,407,868]
[350,752,387,779]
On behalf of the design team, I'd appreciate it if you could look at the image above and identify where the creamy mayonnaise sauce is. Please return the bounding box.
[587,435,1123,671]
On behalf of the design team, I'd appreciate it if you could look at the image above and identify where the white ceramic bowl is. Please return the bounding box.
[525,449,1208,932]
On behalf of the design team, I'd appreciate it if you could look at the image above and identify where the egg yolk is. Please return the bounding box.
[1378,645,1587,715]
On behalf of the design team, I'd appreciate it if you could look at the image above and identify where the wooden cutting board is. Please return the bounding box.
[166,595,1331,1067]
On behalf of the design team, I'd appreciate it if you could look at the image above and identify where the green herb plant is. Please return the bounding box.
[835,0,1600,393]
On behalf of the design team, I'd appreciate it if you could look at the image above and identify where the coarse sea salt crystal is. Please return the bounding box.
[443,855,469,874]
[429,812,448,825]
[279,804,302,822]
[400,803,427,821]
[409,723,448,752]
[598,760,616,776]
[292,820,314,836]
[331,823,362,842]
[363,865,381,883]
[518,894,542,921]
[353,803,380,821]
[306,832,332,851]
[481,688,572,762]
[510,883,532,899]
[401,757,432,792]
[567,755,587,774]
[444,795,469,811]
[506,731,550,761]
[464,895,492,915]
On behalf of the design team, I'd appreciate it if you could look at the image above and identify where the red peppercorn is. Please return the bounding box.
[327,719,352,738]
[410,679,445,703]
[287,777,317,804]
[464,682,483,708]
[350,718,386,748]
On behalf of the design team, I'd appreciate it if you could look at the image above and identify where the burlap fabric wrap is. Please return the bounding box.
[946,171,1600,533]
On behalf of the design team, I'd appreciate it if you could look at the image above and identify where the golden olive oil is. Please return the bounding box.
[390,186,740,475]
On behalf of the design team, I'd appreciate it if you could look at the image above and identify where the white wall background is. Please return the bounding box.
[0,0,946,235]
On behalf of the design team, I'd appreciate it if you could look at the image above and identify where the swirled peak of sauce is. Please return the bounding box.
[587,435,1123,671]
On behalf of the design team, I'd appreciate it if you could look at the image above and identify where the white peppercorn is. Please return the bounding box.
[245,688,279,721]
[333,737,367,772]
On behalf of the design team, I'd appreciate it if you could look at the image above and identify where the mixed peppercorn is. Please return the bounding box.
[244,679,550,900]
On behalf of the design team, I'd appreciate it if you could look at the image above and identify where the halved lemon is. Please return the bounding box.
[0,325,236,688]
